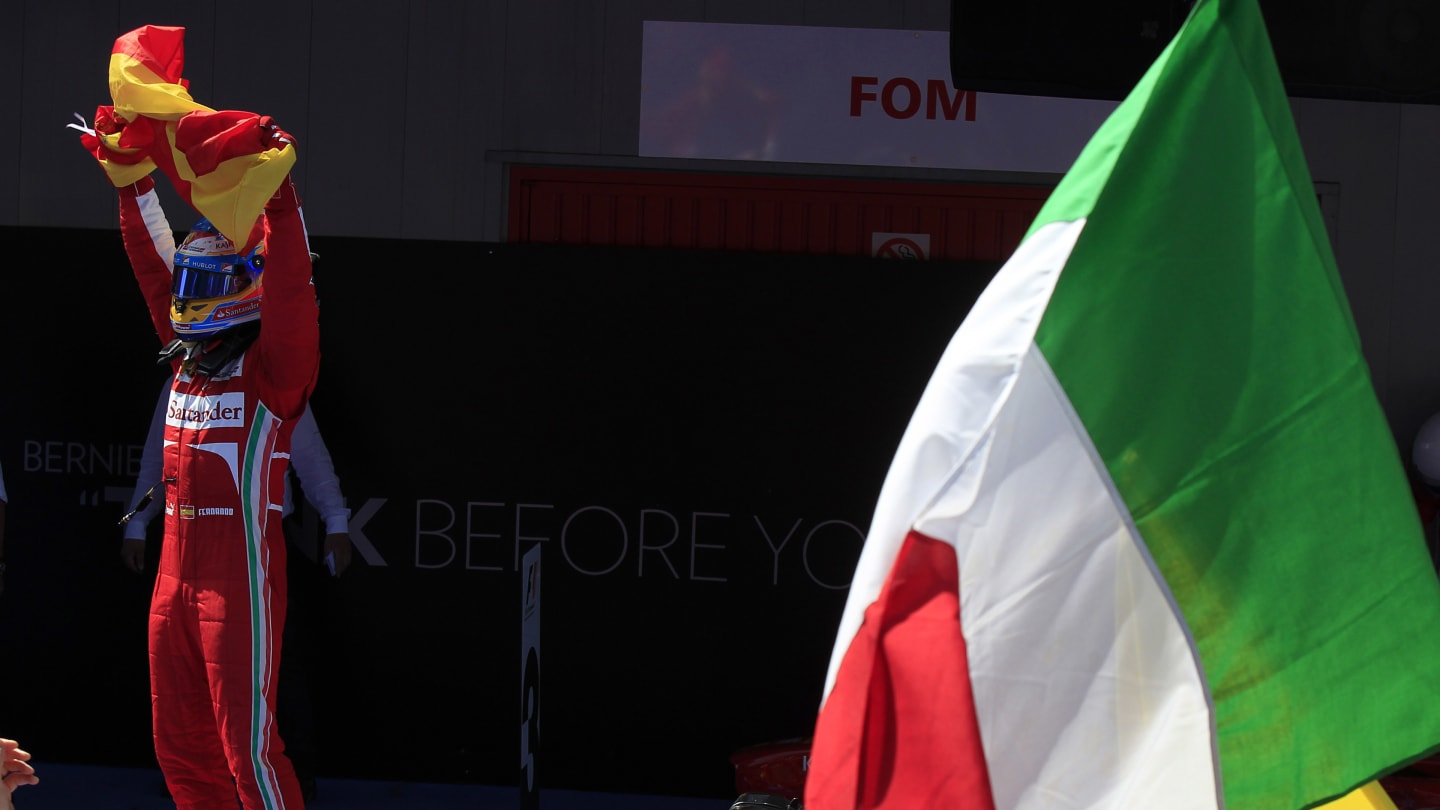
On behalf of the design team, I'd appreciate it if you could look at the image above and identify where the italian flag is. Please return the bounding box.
[804,0,1440,808]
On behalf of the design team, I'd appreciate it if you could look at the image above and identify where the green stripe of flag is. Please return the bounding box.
[1030,0,1440,807]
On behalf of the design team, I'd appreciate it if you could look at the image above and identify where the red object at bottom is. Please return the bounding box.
[1383,754,1440,810]
[731,738,811,798]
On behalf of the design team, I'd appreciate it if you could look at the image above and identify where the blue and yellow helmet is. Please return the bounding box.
[170,218,265,340]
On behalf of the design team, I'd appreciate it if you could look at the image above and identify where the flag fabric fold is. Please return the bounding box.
[805,0,1440,808]
[107,25,203,122]
[78,24,295,247]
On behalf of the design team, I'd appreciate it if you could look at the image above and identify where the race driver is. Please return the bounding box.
[107,117,318,810]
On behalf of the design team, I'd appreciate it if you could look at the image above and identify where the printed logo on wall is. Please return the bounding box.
[872,232,931,260]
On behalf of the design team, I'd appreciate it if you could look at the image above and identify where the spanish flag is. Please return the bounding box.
[78,25,295,248]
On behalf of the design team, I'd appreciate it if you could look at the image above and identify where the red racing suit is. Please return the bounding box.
[119,175,318,810]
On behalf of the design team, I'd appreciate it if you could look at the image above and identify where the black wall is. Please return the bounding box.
[0,224,997,798]
[949,0,1440,103]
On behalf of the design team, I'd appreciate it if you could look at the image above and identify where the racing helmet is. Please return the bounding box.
[170,218,265,340]
[1415,412,1440,489]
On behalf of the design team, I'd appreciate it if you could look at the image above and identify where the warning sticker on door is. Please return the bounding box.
[871,232,931,259]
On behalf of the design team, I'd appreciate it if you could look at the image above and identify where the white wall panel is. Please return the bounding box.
[1,4,21,223]
[397,2,501,240]
[1392,103,1440,448]
[600,0,698,158]
[500,0,608,155]
[1291,98,1403,420]
[19,0,124,229]
[303,0,409,239]
[701,0,805,25]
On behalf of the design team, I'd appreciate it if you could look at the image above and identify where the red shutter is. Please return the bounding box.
[508,166,1050,262]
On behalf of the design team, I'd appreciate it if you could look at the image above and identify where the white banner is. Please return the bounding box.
[639,21,1117,174]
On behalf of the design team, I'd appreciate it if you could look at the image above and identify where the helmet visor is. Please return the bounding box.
[172,265,249,301]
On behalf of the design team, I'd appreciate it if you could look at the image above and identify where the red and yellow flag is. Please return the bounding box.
[79,25,295,247]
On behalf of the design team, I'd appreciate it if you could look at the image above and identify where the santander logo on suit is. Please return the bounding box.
[165,392,246,431]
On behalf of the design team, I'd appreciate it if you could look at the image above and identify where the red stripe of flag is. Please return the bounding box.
[173,111,271,177]
[806,531,995,809]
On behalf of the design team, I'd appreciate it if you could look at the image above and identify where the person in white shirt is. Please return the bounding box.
[122,376,353,800]
[121,377,353,575]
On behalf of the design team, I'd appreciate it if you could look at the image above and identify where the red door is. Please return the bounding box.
[508,166,1051,262]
